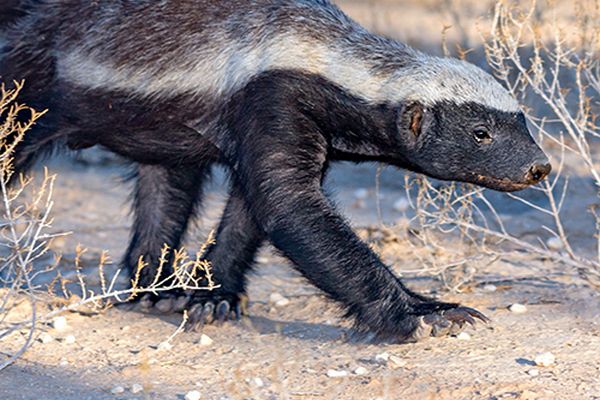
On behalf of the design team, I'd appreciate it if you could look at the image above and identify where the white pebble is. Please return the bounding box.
[256,256,269,264]
[199,334,213,346]
[354,366,368,375]
[276,298,290,307]
[269,293,290,307]
[534,352,556,367]
[38,332,53,344]
[157,341,172,351]
[546,237,563,251]
[527,368,540,377]
[374,352,389,363]
[185,390,202,400]
[509,303,528,314]
[482,284,497,292]
[52,316,68,331]
[388,355,407,369]
[393,197,410,212]
[354,188,369,200]
[130,384,144,394]
[326,369,349,378]
[456,332,471,340]
[252,377,264,387]
[111,386,125,395]
[64,335,76,344]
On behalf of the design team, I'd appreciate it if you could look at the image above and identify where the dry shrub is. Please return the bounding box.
[390,0,600,289]
[0,82,216,370]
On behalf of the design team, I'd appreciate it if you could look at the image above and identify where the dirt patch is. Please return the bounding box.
[2,157,599,400]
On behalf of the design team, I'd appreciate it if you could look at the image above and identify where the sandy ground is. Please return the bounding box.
[1,154,600,400]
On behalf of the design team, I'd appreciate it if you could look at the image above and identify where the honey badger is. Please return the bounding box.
[1,0,551,341]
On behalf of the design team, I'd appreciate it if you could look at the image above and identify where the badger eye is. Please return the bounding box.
[473,128,492,144]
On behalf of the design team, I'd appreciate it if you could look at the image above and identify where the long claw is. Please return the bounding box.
[155,297,174,313]
[139,294,153,310]
[173,295,190,312]
[200,302,215,325]
[443,307,485,327]
[413,303,489,340]
[185,303,205,332]
[216,300,230,324]
[463,306,491,323]
[233,302,242,320]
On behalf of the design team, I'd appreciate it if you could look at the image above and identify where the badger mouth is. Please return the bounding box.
[468,174,533,192]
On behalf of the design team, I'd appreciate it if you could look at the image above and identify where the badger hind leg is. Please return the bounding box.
[183,183,264,330]
[126,162,210,307]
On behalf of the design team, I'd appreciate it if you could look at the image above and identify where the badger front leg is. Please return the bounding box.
[223,114,487,342]
[125,163,210,308]
[184,184,266,329]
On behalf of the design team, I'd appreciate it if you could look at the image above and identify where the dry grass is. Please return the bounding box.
[352,0,600,290]
[0,83,217,370]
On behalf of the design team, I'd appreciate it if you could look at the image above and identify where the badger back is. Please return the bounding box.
[51,0,518,114]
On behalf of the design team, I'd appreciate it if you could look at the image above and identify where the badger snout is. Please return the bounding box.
[524,159,552,184]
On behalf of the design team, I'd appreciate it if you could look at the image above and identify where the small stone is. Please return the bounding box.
[482,284,497,292]
[509,303,528,314]
[520,390,538,400]
[388,355,406,369]
[111,386,125,395]
[38,332,53,344]
[276,298,290,307]
[456,332,471,340]
[130,384,144,394]
[256,256,269,264]
[52,316,68,331]
[184,390,202,400]
[393,197,410,212]
[269,293,290,307]
[546,237,563,251]
[157,341,172,351]
[326,369,349,378]
[527,368,540,377]
[252,377,264,387]
[199,334,213,346]
[354,366,368,375]
[534,352,555,367]
[354,188,369,200]
[64,335,76,344]
[374,352,389,363]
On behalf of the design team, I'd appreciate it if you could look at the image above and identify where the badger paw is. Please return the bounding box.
[135,291,189,313]
[184,292,249,332]
[408,303,489,341]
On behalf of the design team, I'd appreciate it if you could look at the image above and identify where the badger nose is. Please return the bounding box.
[526,162,551,183]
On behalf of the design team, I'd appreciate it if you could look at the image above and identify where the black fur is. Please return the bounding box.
[0,1,550,341]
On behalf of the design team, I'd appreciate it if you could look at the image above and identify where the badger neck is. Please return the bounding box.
[268,31,419,105]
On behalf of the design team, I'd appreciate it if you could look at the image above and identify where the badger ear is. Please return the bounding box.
[408,102,424,137]
[397,102,425,140]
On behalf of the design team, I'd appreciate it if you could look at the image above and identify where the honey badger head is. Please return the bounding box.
[386,57,551,192]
